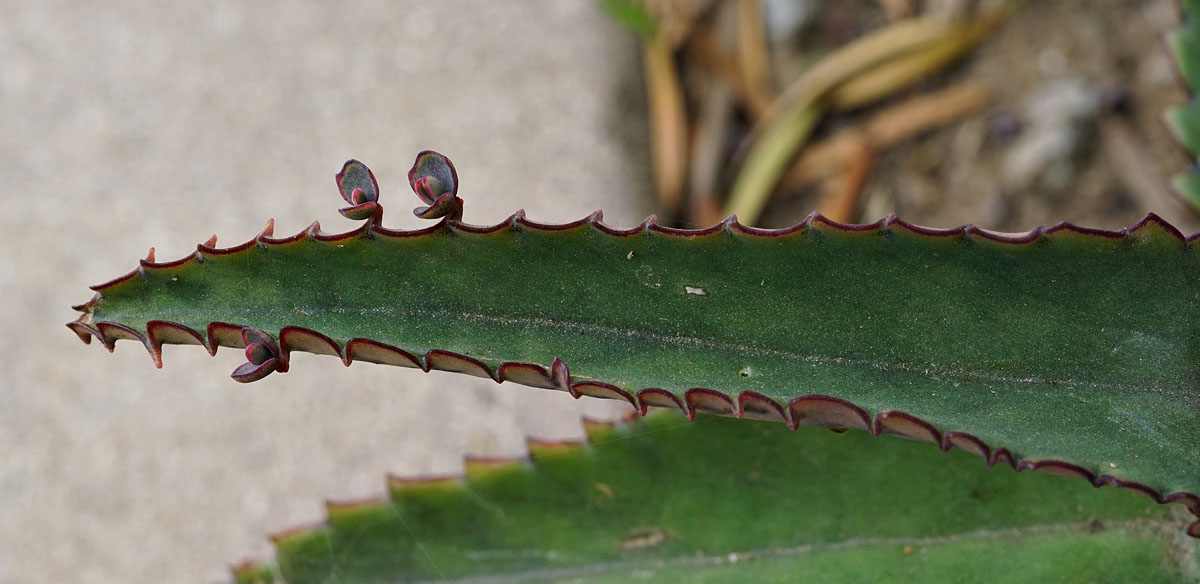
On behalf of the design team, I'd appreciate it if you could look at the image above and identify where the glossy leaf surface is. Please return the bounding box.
[233,411,1197,583]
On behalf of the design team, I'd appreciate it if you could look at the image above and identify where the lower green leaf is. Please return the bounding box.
[238,411,1197,583]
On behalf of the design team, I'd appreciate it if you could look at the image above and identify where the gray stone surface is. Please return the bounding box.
[0,2,648,581]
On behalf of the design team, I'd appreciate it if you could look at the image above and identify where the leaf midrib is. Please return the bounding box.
[117,301,1171,397]
[403,520,1180,584]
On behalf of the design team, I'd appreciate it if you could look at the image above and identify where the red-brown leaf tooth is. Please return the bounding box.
[685,388,736,417]
[737,391,789,425]
[876,410,942,445]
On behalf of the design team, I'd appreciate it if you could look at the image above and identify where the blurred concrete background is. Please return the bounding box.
[0,2,647,582]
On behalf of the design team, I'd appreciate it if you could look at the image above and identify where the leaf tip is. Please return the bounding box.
[65,321,94,345]
[230,559,276,584]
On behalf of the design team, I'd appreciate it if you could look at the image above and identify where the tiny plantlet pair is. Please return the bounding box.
[221,151,462,383]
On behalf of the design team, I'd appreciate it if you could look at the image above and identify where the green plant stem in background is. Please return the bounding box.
[643,31,689,216]
[725,15,995,224]
[829,18,992,110]
[724,98,826,221]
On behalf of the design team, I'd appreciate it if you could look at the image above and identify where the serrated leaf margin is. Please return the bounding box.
[69,211,1200,538]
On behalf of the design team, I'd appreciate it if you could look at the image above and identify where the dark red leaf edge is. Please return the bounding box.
[69,211,1200,538]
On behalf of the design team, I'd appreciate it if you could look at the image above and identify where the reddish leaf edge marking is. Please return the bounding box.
[68,209,1193,299]
[228,409,1200,582]
[70,210,1200,540]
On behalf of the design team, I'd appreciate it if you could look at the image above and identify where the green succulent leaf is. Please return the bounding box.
[230,410,1197,583]
[1166,1,1200,207]
[1166,105,1200,157]
[598,0,656,39]
[1173,0,1200,90]
[70,212,1200,535]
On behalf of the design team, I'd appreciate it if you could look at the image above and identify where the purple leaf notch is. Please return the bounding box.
[407,150,462,220]
[335,159,381,221]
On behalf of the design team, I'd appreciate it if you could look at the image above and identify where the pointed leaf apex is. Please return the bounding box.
[70,294,99,313]
[230,560,275,584]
